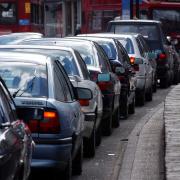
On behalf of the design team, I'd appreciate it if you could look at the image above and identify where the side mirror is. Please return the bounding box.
[75,87,93,100]
[97,73,110,82]
[115,66,125,75]
[148,52,156,60]
[134,58,143,65]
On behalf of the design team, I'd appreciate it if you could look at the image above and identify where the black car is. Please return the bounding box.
[107,19,175,88]
[21,38,121,135]
[74,35,136,119]
[0,78,33,180]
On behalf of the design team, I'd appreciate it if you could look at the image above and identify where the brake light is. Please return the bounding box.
[159,53,166,60]
[28,110,60,134]
[133,64,139,71]
[118,75,125,83]
[98,81,113,91]
[79,99,89,106]
[130,57,135,65]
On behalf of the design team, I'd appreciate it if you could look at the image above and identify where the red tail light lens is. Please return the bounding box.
[118,75,125,83]
[79,99,89,106]
[98,81,113,91]
[159,53,166,60]
[28,110,60,134]
[130,57,135,65]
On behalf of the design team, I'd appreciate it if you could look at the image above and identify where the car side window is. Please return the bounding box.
[0,83,14,123]
[54,64,66,102]
[55,61,75,102]
[74,51,90,80]
[95,44,112,72]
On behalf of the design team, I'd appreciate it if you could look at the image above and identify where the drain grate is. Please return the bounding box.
[121,138,128,142]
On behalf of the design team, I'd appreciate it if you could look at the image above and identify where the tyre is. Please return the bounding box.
[72,141,83,175]
[102,112,112,136]
[112,107,120,128]
[83,126,96,158]
[119,93,128,119]
[128,97,135,114]
[160,77,169,88]
[136,90,145,106]
[145,86,153,101]
[153,75,157,92]
[60,156,72,180]
[95,123,102,146]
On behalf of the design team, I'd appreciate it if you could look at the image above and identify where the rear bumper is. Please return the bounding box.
[31,137,72,170]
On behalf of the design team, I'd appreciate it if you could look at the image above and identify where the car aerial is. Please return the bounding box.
[74,34,136,119]
[0,32,43,45]
[0,77,33,180]
[107,19,175,88]
[99,33,153,106]
[21,38,121,135]
[0,51,93,180]
[0,45,103,158]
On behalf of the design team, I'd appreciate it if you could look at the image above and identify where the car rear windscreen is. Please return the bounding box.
[118,38,134,54]
[0,62,48,98]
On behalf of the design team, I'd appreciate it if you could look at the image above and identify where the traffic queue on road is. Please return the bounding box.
[0,19,179,180]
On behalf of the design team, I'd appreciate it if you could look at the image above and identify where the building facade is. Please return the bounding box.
[44,0,82,37]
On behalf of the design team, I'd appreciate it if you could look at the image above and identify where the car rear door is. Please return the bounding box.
[0,81,25,180]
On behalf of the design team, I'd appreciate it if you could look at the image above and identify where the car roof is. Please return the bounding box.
[0,50,54,65]
[0,44,76,54]
[0,32,43,37]
[109,19,161,24]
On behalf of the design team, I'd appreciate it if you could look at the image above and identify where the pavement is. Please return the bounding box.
[118,103,165,180]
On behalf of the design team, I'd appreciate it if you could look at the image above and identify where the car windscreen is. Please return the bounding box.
[0,36,22,44]
[3,48,80,77]
[118,38,134,54]
[0,62,48,98]
[110,24,160,41]
[0,3,16,24]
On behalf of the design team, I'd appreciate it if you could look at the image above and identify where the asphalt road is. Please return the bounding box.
[72,86,173,180]
[30,86,172,180]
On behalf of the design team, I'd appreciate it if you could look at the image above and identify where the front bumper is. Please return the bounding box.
[31,137,72,170]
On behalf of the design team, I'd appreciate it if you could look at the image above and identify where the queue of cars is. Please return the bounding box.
[0,19,179,180]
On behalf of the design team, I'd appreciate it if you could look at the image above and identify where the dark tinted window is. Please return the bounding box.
[0,3,16,24]
[54,64,66,101]
[152,9,180,34]
[0,62,48,98]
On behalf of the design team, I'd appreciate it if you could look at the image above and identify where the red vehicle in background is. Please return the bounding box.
[140,0,180,50]
[0,0,44,35]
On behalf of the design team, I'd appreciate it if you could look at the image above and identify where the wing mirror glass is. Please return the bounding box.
[75,87,93,100]
[97,73,110,82]
[134,58,143,64]
[115,66,125,75]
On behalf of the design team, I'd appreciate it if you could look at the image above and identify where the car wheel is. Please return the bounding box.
[103,112,112,136]
[128,97,135,114]
[153,75,157,92]
[119,92,128,119]
[96,123,102,146]
[60,155,72,180]
[136,90,145,106]
[83,126,96,158]
[146,86,153,101]
[72,141,83,175]
[160,77,169,88]
[112,107,120,128]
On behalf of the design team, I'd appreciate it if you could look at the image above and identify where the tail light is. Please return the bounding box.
[130,57,135,65]
[133,64,139,71]
[118,75,126,83]
[29,110,60,134]
[159,53,166,60]
[79,99,89,106]
[98,81,113,91]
